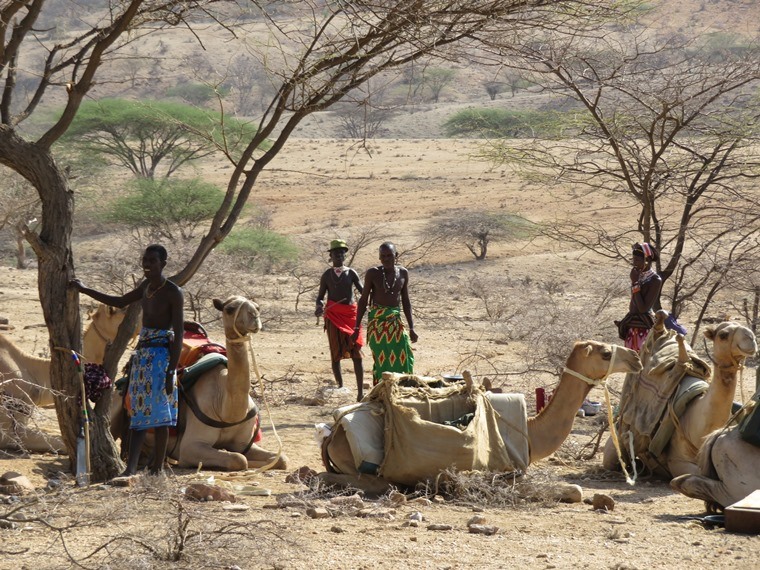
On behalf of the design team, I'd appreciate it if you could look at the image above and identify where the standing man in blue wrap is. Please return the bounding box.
[70,244,183,476]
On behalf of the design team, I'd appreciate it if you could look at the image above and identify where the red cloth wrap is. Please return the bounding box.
[325,300,363,346]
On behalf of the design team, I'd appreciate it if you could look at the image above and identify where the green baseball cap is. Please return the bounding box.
[329,239,348,252]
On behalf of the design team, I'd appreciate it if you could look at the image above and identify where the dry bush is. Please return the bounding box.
[436,466,576,509]
[1,476,294,569]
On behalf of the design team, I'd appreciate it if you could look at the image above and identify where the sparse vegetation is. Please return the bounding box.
[443,108,574,138]
[106,178,226,243]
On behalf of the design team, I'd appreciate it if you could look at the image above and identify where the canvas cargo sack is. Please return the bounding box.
[324,372,529,486]
[615,328,710,477]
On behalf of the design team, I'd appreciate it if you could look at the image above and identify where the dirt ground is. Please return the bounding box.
[2,135,760,569]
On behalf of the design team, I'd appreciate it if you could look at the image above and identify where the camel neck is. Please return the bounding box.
[527,371,591,463]
[221,340,254,417]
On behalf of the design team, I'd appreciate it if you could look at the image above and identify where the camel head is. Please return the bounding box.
[213,296,262,341]
[86,304,129,342]
[565,340,642,383]
[704,321,757,369]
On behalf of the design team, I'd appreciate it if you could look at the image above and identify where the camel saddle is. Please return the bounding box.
[616,328,711,477]
[115,321,227,394]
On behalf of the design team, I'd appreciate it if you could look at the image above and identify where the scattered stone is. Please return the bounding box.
[409,497,432,507]
[592,493,615,512]
[472,506,485,512]
[290,512,302,518]
[537,554,549,559]
[185,483,236,503]
[330,494,364,509]
[0,316,9,325]
[306,507,331,519]
[388,490,407,505]
[427,524,453,531]
[0,472,34,495]
[432,495,445,504]
[358,507,394,520]
[45,479,63,492]
[0,520,17,530]
[549,483,583,503]
[410,536,418,542]
[409,520,419,527]
[409,511,424,522]
[331,525,345,533]
[468,524,499,535]
[286,466,318,485]
[467,514,487,526]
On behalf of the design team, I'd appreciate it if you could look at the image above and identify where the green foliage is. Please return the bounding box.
[692,32,751,61]
[167,82,230,106]
[107,178,225,242]
[63,99,261,178]
[443,108,576,138]
[219,227,299,272]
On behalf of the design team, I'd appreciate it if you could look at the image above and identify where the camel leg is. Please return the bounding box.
[177,416,248,471]
[244,443,288,470]
[670,474,733,509]
[602,437,622,471]
[316,472,394,498]
[666,458,699,478]
[0,417,64,453]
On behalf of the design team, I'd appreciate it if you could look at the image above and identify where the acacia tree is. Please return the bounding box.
[427,209,533,260]
[64,99,255,179]
[0,0,615,480]
[480,26,760,329]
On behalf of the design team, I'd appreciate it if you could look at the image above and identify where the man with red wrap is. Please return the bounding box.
[315,239,365,401]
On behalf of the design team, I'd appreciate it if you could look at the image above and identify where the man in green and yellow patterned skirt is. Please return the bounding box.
[352,242,418,384]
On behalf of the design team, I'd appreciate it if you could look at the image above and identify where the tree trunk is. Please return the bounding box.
[15,231,27,269]
[0,132,123,480]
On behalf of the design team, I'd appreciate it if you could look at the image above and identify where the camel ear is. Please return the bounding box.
[704,326,716,341]
[583,343,593,358]
[86,308,95,320]
[213,298,225,311]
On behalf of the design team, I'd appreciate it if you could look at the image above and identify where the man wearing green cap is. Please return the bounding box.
[315,239,365,400]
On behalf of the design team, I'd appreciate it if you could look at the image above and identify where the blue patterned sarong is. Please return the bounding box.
[127,328,178,430]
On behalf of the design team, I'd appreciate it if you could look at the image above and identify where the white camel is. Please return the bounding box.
[0,305,127,452]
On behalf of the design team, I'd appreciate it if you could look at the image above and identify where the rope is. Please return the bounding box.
[604,383,636,485]
[245,335,283,474]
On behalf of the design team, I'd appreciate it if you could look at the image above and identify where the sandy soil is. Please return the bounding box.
[2,134,760,569]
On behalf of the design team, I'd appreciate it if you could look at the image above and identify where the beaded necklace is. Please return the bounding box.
[382,267,398,293]
[146,278,167,299]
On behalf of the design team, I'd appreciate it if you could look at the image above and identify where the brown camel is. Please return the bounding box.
[113,296,287,472]
[603,312,757,478]
[671,426,760,510]
[319,340,642,493]
[0,305,127,452]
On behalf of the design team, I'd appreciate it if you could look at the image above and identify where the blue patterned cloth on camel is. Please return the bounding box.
[127,328,178,430]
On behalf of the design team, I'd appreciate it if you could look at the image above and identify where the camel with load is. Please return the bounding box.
[0,305,127,452]
[603,312,757,478]
[111,296,287,472]
[319,340,642,493]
